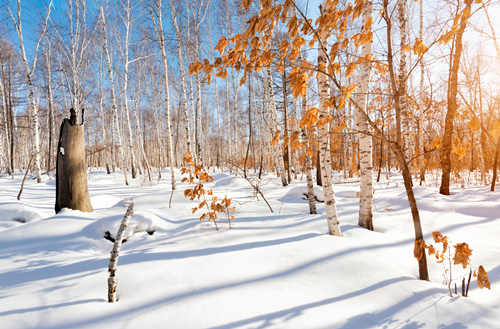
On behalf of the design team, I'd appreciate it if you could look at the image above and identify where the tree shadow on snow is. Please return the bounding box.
[0,298,104,317]
[208,277,434,329]
[28,245,442,329]
[0,232,320,288]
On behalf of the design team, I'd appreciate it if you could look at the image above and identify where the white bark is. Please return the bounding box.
[100,6,128,185]
[45,42,55,174]
[301,91,317,214]
[121,0,139,179]
[355,0,374,230]
[398,0,410,163]
[418,0,425,182]
[0,77,9,173]
[97,54,110,173]
[265,66,288,186]
[169,0,194,159]
[108,201,134,303]
[153,0,176,190]
[8,0,52,183]
[317,46,342,236]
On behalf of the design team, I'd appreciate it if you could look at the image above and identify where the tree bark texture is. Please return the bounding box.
[55,116,93,213]
[265,66,288,186]
[440,0,472,195]
[108,201,134,303]
[356,0,374,230]
[301,92,317,215]
[317,45,342,236]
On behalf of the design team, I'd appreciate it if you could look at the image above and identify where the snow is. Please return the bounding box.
[0,170,498,329]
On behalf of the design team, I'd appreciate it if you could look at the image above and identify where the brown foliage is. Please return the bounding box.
[453,243,472,269]
[181,152,236,230]
[477,265,491,289]
[414,239,425,261]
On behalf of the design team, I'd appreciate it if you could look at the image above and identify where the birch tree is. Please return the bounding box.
[8,0,53,183]
[265,67,288,187]
[169,0,194,160]
[100,6,129,185]
[120,0,140,179]
[355,0,374,230]
[44,40,55,174]
[151,0,176,190]
[317,42,342,237]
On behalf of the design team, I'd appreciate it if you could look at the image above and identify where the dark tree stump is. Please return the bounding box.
[55,109,93,213]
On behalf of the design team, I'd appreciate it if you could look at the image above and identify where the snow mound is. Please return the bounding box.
[211,173,230,181]
[280,185,324,203]
[81,210,166,241]
[91,194,122,209]
[214,175,250,188]
[0,202,43,230]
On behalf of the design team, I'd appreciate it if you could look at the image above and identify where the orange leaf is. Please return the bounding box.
[477,265,491,289]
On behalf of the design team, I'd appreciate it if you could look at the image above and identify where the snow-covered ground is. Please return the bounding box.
[0,169,498,329]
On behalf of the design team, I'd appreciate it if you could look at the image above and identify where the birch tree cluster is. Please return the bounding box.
[1,0,500,278]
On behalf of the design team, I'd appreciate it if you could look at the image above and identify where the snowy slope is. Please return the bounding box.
[0,170,498,329]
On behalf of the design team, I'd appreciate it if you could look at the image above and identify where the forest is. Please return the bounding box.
[0,0,499,328]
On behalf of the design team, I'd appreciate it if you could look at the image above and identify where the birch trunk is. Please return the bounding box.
[45,44,55,174]
[169,0,194,160]
[133,99,151,182]
[122,0,139,179]
[282,61,292,183]
[8,0,52,183]
[265,66,288,186]
[398,0,410,165]
[301,91,317,214]
[97,55,110,174]
[8,80,16,176]
[153,0,176,190]
[108,201,134,303]
[100,6,128,185]
[418,0,425,184]
[317,46,341,236]
[355,0,374,230]
[0,76,9,174]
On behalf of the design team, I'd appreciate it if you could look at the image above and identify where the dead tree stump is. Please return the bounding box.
[55,108,93,213]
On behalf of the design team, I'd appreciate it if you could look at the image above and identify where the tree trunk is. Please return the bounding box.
[100,6,128,185]
[356,0,374,231]
[397,0,410,167]
[55,115,93,213]
[46,45,55,175]
[0,76,10,174]
[382,0,429,280]
[265,66,288,186]
[108,201,134,303]
[282,60,292,183]
[399,150,429,280]
[418,0,425,185]
[244,74,253,178]
[169,0,194,159]
[316,149,322,186]
[317,43,341,236]
[301,91,317,214]
[440,0,472,195]
[491,136,500,192]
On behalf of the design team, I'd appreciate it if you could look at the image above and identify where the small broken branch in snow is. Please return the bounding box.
[227,161,274,213]
[107,200,134,303]
[302,193,324,203]
[17,153,35,200]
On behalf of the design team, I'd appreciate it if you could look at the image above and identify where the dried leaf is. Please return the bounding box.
[453,243,472,269]
[477,265,491,289]
[414,239,425,261]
